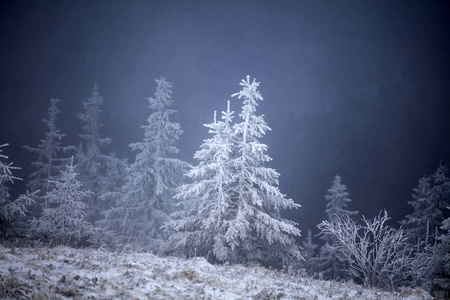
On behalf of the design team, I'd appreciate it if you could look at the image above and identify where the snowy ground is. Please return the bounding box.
[0,245,432,300]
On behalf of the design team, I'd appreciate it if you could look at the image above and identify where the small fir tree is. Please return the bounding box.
[30,158,97,246]
[325,175,358,221]
[23,98,74,210]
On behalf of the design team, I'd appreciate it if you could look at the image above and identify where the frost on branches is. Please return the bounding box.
[101,77,187,250]
[316,175,357,280]
[402,166,450,294]
[30,158,98,246]
[325,175,358,221]
[400,165,450,249]
[166,76,302,268]
[227,76,302,267]
[0,144,34,239]
[164,101,236,262]
[23,98,74,211]
[410,215,450,293]
[318,210,413,289]
[76,83,113,219]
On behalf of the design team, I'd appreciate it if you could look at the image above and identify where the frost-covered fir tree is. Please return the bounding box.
[400,165,450,248]
[23,98,74,210]
[0,144,34,239]
[30,158,98,246]
[101,77,187,250]
[76,83,113,222]
[164,101,236,262]
[224,76,302,268]
[325,175,358,220]
[77,83,111,194]
[400,176,432,247]
[316,175,357,280]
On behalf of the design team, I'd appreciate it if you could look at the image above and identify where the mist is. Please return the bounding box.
[1,1,450,297]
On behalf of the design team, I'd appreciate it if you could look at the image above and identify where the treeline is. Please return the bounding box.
[298,169,449,296]
[0,76,301,268]
[0,76,448,297]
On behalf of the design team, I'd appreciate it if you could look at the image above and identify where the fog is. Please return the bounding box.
[1,0,449,234]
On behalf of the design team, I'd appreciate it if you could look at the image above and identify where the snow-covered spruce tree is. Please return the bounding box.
[224,76,302,268]
[101,77,187,251]
[400,176,431,247]
[163,101,236,262]
[318,210,414,289]
[76,83,113,222]
[325,175,358,221]
[400,165,450,249]
[30,158,99,246]
[316,175,358,280]
[0,144,34,239]
[23,98,74,211]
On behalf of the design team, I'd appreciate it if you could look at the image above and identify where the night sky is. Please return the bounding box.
[1,0,449,235]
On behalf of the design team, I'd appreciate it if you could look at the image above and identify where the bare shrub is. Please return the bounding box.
[318,210,413,289]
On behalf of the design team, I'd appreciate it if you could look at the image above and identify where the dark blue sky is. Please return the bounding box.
[1,0,449,234]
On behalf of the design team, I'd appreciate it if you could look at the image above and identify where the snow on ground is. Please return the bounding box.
[0,245,432,300]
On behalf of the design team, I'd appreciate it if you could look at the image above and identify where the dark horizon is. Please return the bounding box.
[1,0,450,235]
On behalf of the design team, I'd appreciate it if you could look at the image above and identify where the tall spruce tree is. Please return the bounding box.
[23,98,74,211]
[77,83,113,222]
[77,83,111,193]
[224,76,302,268]
[101,77,187,250]
[164,101,236,262]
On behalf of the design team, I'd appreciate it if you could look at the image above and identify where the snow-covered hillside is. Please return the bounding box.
[0,245,432,299]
